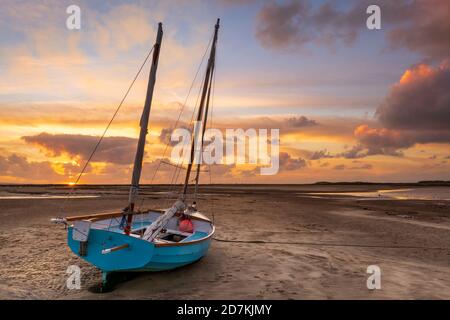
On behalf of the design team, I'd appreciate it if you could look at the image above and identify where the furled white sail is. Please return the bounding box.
[142,200,186,241]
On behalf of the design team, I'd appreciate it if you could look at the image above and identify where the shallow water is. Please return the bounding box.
[306,187,450,201]
[0,193,99,199]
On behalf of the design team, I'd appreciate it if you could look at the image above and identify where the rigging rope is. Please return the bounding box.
[148,35,213,185]
[59,46,155,214]
[137,33,214,211]
[161,36,213,208]
[173,73,205,198]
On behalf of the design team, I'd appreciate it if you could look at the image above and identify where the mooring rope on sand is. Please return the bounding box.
[212,237,448,250]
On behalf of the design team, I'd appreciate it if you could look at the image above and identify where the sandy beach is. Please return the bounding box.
[0,184,449,299]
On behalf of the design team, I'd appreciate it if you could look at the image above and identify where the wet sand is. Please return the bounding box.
[0,184,449,299]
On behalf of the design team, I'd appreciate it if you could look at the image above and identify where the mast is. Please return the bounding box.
[124,23,163,235]
[181,18,220,201]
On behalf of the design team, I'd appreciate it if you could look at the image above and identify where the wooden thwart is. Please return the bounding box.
[66,211,122,222]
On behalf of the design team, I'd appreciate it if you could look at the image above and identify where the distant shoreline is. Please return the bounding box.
[1,181,450,187]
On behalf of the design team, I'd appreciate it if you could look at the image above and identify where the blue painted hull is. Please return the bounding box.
[67,227,212,272]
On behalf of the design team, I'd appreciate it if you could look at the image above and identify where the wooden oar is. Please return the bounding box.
[101,243,129,254]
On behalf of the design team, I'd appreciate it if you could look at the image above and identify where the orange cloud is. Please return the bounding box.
[21,133,138,165]
[399,64,435,85]
[354,125,402,143]
[348,62,450,158]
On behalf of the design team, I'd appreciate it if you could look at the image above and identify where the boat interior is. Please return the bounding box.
[70,209,213,245]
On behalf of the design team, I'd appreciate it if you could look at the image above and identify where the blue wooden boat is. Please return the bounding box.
[53,19,220,286]
[65,208,214,284]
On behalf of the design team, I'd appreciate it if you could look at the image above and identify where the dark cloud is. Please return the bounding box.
[22,132,138,164]
[339,144,366,159]
[159,126,191,147]
[213,115,318,132]
[255,0,360,51]
[255,0,310,49]
[350,62,450,157]
[279,151,307,170]
[287,116,318,128]
[339,143,403,159]
[234,151,307,177]
[386,0,450,61]
[354,125,408,156]
[159,127,178,147]
[377,63,450,130]
[0,153,62,180]
[309,149,332,160]
[255,0,450,61]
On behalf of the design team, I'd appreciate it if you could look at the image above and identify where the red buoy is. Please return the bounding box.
[179,218,194,233]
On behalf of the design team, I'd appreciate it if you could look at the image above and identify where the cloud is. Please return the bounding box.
[287,116,318,128]
[0,153,63,182]
[255,0,450,61]
[350,62,450,157]
[353,125,408,156]
[309,149,333,160]
[377,63,450,130]
[386,0,450,61]
[159,125,191,147]
[339,144,366,159]
[212,115,319,134]
[255,0,354,51]
[279,152,307,170]
[159,127,178,147]
[88,4,155,56]
[0,1,215,105]
[220,151,307,179]
[335,141,401,159]
[22,132,138,164]
[255,1,310,50]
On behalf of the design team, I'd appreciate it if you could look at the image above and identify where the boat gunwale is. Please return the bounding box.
[67,210,215,248]
[68,221,214,248]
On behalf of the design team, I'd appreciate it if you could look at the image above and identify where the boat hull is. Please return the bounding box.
[67,227,213,272]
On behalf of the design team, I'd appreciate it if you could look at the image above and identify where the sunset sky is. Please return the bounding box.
[0,0,449,184]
